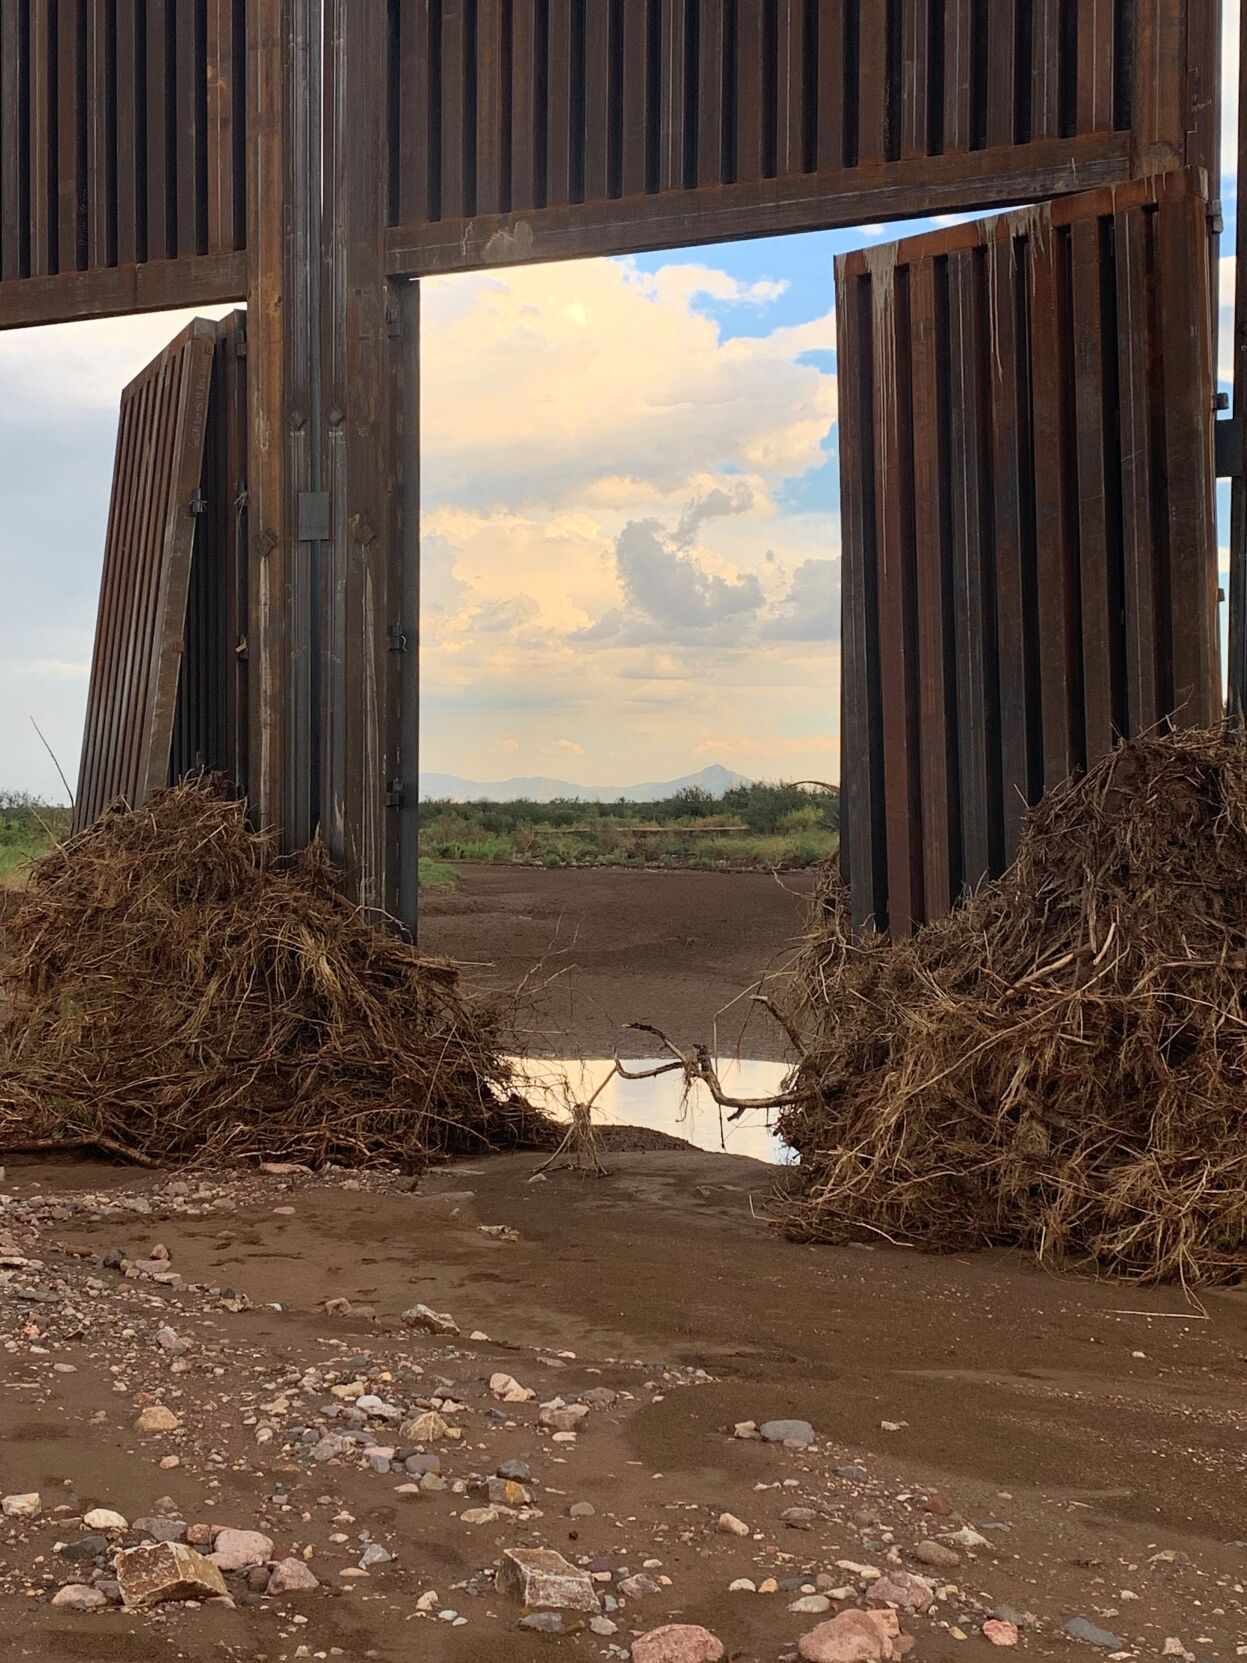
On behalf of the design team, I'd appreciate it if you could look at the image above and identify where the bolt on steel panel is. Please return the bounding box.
[836,169,1220,936]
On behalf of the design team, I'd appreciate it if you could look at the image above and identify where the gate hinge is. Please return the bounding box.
[386,781,403,808]
[387,305,403,340]
[189,487,207,517]
[387,623,407,652]
[235,636,249,661]
[1208,200,1225,236]
[1216,416,1244,479]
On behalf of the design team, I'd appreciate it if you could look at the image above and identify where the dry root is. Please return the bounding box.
[0,782,553,1171]
[779,728,1247,1288]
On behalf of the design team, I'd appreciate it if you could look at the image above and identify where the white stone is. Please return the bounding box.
[209,1529,275,1572]
[496,1547,600,1614]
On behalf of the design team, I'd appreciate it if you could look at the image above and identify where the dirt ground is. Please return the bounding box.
[419,866,818,1062]
[0,1154,1244,1662]
[2,868,1245,1662]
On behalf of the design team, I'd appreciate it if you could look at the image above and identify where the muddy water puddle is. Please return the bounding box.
[509,1056,796,1164]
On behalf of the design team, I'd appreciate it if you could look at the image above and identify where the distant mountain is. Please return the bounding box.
[419,763,752,804]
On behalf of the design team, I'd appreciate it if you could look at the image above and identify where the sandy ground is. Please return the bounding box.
[3,868,1246,1661]
[0,1154,1244,1662]
[419,866,819,1062]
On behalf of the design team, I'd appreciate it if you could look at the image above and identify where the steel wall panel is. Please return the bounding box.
[171,311,251,792]
[0,0,248,329]
[836,170,1220,936]
[75,317,218,831]
[385,0,1218,278]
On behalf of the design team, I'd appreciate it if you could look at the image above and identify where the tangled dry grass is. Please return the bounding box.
[778,730,1247,1288]
[0,782,551,1170]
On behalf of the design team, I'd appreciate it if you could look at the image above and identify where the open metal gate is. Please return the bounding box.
[76,312,250,830]
[74,318,218,832]
[837,168,1220,935]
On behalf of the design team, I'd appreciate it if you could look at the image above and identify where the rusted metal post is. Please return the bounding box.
[245,0,320,849]
[322,0,402,916]
[1230,6,1247,722]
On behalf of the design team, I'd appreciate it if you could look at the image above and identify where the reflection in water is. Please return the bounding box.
[509,1056,796,1166]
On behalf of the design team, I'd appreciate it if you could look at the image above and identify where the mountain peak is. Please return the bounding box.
[418,763,753,803]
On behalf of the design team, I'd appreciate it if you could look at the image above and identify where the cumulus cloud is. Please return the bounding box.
[760,558,841,641]
[421,256,837,508]
[614,518,765,632]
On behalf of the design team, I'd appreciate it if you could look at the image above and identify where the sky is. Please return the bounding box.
[0,7,1240,800]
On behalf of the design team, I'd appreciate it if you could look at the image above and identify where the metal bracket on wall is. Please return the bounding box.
[1216,418,1245,479]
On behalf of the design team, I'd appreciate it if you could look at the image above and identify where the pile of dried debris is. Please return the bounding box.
[0,782,549,1170]
[778,729,1247,1287]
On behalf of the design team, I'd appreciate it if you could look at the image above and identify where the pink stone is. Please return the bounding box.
[267,1558,320,1595]
[631,1626,726,1663]
[798,1609,913,1663]
[983,1620,1020,1647]
[866,1571,934,1613]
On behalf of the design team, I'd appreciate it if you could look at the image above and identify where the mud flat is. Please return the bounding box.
[420,865,818,1063]
[0,1150,1244,1661]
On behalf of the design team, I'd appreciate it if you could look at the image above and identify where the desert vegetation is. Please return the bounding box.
[417,780,840,873]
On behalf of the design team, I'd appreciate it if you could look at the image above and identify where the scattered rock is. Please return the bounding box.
[399,1411,456,1444]
[945,1524,992,1550]
[539,1402,591,1433]
[759,1419,816,1446]
[867,1572,934,1613]
[490,1372,535,1403]
[1064,1617,1124,1649]
[782,1506,819,1530]
[1,1493,41,1519]
[488,1478,531,1508]
[59,1535,110,1561]
[400,1304,459,1335]
[798,1608,912,1663]
[569,1501,596,1518]
[116,1542,229,1608]
[912,1539,961,1568]
[619,1573,662,1599]
[632,1625,726,1663]
[983,1620,1020,1647]
[496,1547,600,1614]
[521,1611,585,1635]
[716,1512,751,1536]
[267,1558,320,1595]
[359,1543,393,1569]
[792,1595,834,1615]
[50,1584,108,1610]
[133,1517,188,1543]
[210,1529,275,1572]
[497,1459,532,1482]
[83,1508,128,1532]
[134,1405,181,1436]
